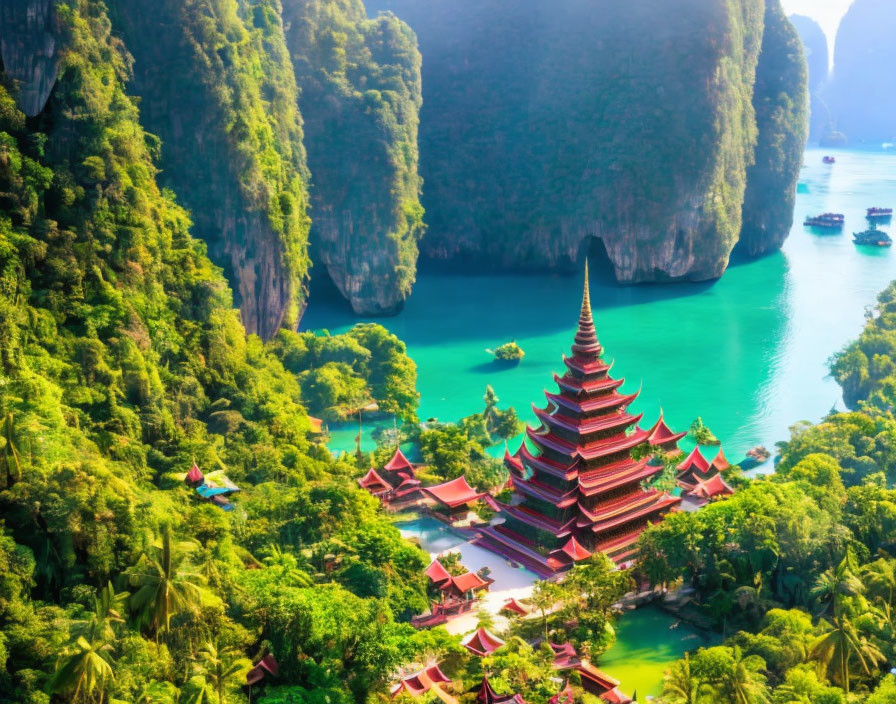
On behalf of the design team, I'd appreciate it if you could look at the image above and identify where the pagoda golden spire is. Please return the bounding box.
[572,259,601,357]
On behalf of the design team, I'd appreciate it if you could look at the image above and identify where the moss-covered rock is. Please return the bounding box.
[110,0,312,339]
[737,0,808,258]
[368,0,776,282]
[283,0,423,315]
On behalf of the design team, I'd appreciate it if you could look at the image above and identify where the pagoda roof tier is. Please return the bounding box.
[504,447,524,473]
[534,404,642,437]
[552,536,593,562]
[585,493,681,534]
[544,390,639,416]
[495,501,577,537]
[553,372,624,396]
[527,426,649,462]
[577,488,661,524]
[423,476,486,508]
[577,458,660,496]
[593,526,647,557]
[512,474,580,508]
[647,414,687,447]
[677,447,710,473]
[474,527,566,577]
[562,353,611,377]
[515,443,581,481]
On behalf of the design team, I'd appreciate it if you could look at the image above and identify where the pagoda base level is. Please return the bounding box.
[473,530,563,579]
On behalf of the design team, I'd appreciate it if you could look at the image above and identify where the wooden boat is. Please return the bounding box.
[804,212,844,228]
[823,155,836,164]
[867,207,893,220]
[853,225,893,247]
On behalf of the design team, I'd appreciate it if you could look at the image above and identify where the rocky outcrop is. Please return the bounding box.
[367,0,780,283]
[283,0,423,315]
[111,0,311,340]
[828,0,896,143]
[0,0,58,116]
[788,14,829,141]
[737,1,808,258]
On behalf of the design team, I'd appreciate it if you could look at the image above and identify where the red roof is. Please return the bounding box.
[186,462,204,484]
[358,468,391,493]
[691,473,734,499]
[647,414,687,447]
[391,664,452,698]
[246,654,279,685]
[601,688,632,703]
[476,677,526,704]
[385,448,415,472]
[558,536,592,562]
[550,642,580,669]
[676,447,710,473]
[710,448,730,472]
[463,628,505,656]
[501,598,529,615]
[449,572,490,594]
[425,559,452,585]
[549,682,575,704]
[307,416,324,433]
[423,476,486,508]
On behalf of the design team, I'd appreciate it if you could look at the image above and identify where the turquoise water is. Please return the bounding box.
[598,606,721,699]
[305,148,896,460]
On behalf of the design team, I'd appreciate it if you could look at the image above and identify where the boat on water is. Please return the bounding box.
[867,207,893,220]
[823,155,836,164]
[804,212,844,228]
[853,224,893,247]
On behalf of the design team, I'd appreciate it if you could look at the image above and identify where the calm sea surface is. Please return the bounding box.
[304,147,896,459]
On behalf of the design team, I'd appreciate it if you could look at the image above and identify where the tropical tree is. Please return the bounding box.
[662,652,708,704]
[809,609,884,692]
[190,639,252,704]
[49,634,116,704]
[0,412,21,488]
[722,647,771,704]
[811,550,863,617]
[73,581,129,643]
[127,527,208,638]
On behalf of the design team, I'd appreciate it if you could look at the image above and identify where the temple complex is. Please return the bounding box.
[677,446,734,503]
[475,263,681,576]
[358,448,424,508]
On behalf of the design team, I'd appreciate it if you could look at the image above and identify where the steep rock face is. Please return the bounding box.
[0,0,58,116]
[828,0,896,143]
[737,1,807,258]
[367,0,767,282]
[283,0,423,315]
[788,14,829,141]
[111,0,312,339]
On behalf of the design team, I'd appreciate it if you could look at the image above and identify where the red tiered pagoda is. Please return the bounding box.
[476,263,681,576]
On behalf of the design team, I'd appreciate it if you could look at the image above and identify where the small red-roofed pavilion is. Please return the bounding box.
[463,628,505,656]
[691,473,734,500]
[501,598,529,616]
[423,476,486,519]
[646,412,687,454]
[385,447,416,473]
[425,559,452,586]
[186,461,204,487]
[710,448,731,472]
[358,468,392,496]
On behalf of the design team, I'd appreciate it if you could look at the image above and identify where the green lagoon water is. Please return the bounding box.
[305,148,896,461]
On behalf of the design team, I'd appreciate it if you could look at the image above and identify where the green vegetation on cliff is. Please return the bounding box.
[284,0,424,315]
[369,0,790,281]
[0,3,436,701]
[737,0,808,258]
[111,0,312,339]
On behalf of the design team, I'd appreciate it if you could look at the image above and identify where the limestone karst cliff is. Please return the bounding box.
[111,0,312,340]
[737,0,808,258]
[367,0,803,282]
[828,0,896,143]
[788,14,829,142]
[0,0,58,117]
[283,0,423,315]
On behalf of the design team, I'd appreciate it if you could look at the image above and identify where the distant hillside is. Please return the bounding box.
[789,13,830,141]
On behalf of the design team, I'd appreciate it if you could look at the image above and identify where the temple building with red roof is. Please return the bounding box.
[423,475,486,521]
[463,628,505,656]
[391,664,455,703]
[646,412,687,454]
[357,448,424,507]
[476,677,526,704]
[474,263,681,575]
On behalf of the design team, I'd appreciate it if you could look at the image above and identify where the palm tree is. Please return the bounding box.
[74,582,128,643]
[811,550,864,617]
[191,640,252,704]
[49,634,116,704]
[809,610,884,693]
[662,652,707,704]
[262,544,314,587]
[865,557,896,608]
[127,526,208,638]
[723,647,770,704]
